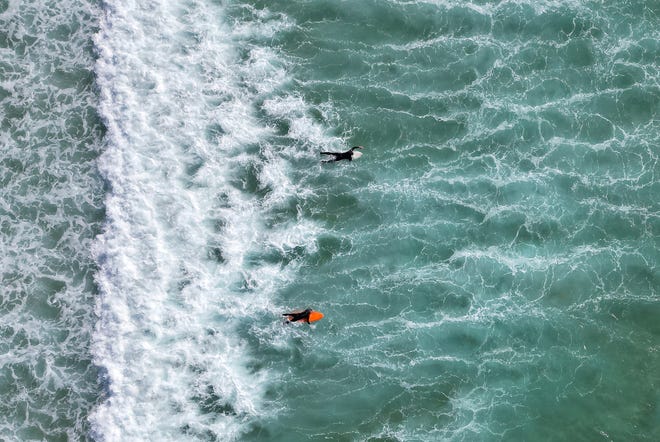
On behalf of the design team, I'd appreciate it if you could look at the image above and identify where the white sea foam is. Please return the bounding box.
[90,1,329,440]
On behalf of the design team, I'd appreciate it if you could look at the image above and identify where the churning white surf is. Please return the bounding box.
[91,1,326,440]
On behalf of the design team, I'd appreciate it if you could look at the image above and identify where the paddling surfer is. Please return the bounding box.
[283,309,324,323]
[321,146,364,163]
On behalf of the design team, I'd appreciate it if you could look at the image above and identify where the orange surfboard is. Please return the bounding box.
[308,310,324,323]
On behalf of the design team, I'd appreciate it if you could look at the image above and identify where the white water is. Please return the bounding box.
[91,1,329,439]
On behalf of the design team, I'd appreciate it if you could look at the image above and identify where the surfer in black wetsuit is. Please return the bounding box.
[321,146,363,163]
[282,308,326,324]
[283,309,313,323]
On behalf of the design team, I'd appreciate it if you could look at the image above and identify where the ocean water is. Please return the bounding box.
[0,0,104,439]
[1,0,659,440]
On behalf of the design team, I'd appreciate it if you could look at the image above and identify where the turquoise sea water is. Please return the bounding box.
[0,0,104,439]
[1,0,659,440]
